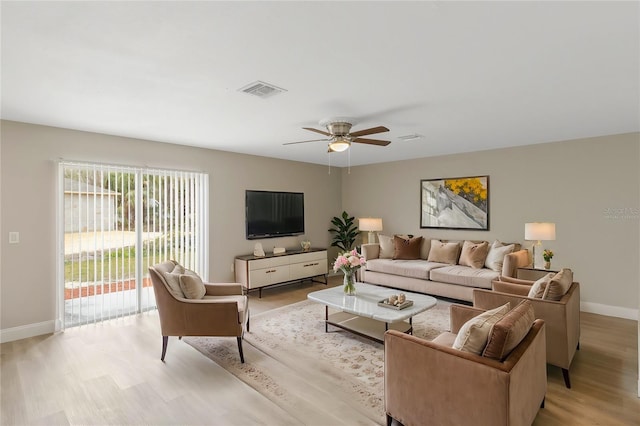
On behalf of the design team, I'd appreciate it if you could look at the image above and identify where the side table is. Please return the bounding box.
[517,266,559,281]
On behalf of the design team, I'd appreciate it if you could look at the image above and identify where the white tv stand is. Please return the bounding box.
[234,248,328,297]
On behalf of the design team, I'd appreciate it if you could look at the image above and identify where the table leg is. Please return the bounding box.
[325,305,328,333]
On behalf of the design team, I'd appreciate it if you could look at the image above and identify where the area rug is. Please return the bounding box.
[185,299,450,425]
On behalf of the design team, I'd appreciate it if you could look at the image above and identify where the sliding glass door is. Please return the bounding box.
[58,162,208,328]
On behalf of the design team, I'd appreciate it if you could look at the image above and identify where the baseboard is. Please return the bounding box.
[580,301,638,320]
[0,320,56,343]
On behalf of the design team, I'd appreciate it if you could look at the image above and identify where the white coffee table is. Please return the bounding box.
[307,282,437,343]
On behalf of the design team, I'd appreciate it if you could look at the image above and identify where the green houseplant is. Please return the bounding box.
[328,211,358,252]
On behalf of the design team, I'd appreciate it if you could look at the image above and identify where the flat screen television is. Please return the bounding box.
[245,190,305,240]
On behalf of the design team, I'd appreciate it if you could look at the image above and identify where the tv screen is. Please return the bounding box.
[246,190,305,239]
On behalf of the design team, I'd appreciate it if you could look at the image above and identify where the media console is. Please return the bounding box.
[234,248,328,297]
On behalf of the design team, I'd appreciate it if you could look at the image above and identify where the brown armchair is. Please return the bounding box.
[385,304,546,426]
[473,276,580,388]
[148,260,249,363]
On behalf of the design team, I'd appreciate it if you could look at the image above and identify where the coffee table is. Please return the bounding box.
[307,282,437,343]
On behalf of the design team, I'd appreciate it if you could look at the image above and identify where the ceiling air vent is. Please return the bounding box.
[238,80,287,98]
[397,134,424,141]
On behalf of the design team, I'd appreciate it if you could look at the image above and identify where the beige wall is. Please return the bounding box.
[1,120,638,339]
[342,133,640,316]
[0,120,341,331]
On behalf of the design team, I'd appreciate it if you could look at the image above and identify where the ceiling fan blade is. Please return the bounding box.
[283,138,330,146]
[352,137,391,146]
[302,127,332,137]
[349,126,390,137]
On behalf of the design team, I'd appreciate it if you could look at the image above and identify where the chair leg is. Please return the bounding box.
[386,414,393,426]
[237,337,245,363]
[247,312,250,333]
[161,336,168,361]
[562,368,572,388]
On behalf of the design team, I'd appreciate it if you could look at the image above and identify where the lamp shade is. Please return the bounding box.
[525,222,556,241]
[359,218,383,232]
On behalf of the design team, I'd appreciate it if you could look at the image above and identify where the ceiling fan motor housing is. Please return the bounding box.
[325,121,353,136]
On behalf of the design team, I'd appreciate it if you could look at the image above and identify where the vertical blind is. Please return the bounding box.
[58,161,208,328]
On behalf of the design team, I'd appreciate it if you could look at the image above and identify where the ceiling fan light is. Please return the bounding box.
[329,137,350,152]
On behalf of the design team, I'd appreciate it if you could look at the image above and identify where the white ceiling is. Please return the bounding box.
[2,1,639,167]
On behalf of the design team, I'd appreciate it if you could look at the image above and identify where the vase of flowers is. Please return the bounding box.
[543,249,554,269]
[333,249,366,295]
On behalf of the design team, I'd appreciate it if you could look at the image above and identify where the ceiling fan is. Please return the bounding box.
[283,119,390,153]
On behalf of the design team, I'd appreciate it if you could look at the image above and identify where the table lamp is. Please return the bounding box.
[359,218,383,244]
[524,222,556,268]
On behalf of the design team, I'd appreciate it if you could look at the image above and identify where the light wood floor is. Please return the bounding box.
[2,277,639,425]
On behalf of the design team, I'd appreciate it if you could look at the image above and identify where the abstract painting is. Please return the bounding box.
[420,176,489,230]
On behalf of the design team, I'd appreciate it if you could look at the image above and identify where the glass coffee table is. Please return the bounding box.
[307,282,437,344]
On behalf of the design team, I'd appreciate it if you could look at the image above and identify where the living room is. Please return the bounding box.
[1,1,639,425]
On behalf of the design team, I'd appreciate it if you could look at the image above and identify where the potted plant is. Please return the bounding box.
[543,249,554,269]
[328,211,358,252]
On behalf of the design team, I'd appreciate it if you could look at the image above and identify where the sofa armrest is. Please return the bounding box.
[501,249,530,278]
[449,304,486,333]
[204,282,244,296]
[361,243,380,260]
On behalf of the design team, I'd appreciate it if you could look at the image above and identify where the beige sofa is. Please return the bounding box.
[361,237,530,302]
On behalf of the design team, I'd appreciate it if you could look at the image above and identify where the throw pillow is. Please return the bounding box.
[162,263,186,299]
[377,234,395,259]
[483,300,535,360]
[179,274,206,299]
[544,268,574,301]
[452,303,511,354]
[484,240,515,272]
[458,240,490,269]
[527,273,554,298]
[393,235,423,260]
[427,240,460,264]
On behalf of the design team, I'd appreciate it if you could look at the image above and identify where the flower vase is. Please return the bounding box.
[343,271,357,295]
[544,261,551,269]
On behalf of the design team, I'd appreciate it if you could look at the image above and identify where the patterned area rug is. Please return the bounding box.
[185,299,451,425]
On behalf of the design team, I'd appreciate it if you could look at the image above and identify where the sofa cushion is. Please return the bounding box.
[179,274,206,299]
[429,265,499,289]
[365,259,447,280]
[545,268,573,301]
[527,273,554,298]
[453,303,511,354]
[393,235,423,260]
[484,240,515,272]
[459,241,490,269]
[377,234,395,259]
[483,300,535,360]
[427,240,460,264]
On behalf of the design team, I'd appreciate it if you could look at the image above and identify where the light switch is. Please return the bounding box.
[9,232,19,244]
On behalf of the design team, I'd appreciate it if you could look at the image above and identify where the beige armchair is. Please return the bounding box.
[473,277,580,388]
[148,260,249,363]
[385,304,546,426]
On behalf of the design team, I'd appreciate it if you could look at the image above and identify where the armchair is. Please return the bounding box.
[473,276,580,388]
[148,260,249,363]
[385,304,546,426]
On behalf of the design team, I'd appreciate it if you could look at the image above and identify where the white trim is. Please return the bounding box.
[0,320,56,343]
[581,301,638,320]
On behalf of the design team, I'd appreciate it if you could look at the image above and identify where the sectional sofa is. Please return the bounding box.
[360,235,530,302]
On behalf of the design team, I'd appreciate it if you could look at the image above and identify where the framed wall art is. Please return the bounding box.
[420,175,489,230]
